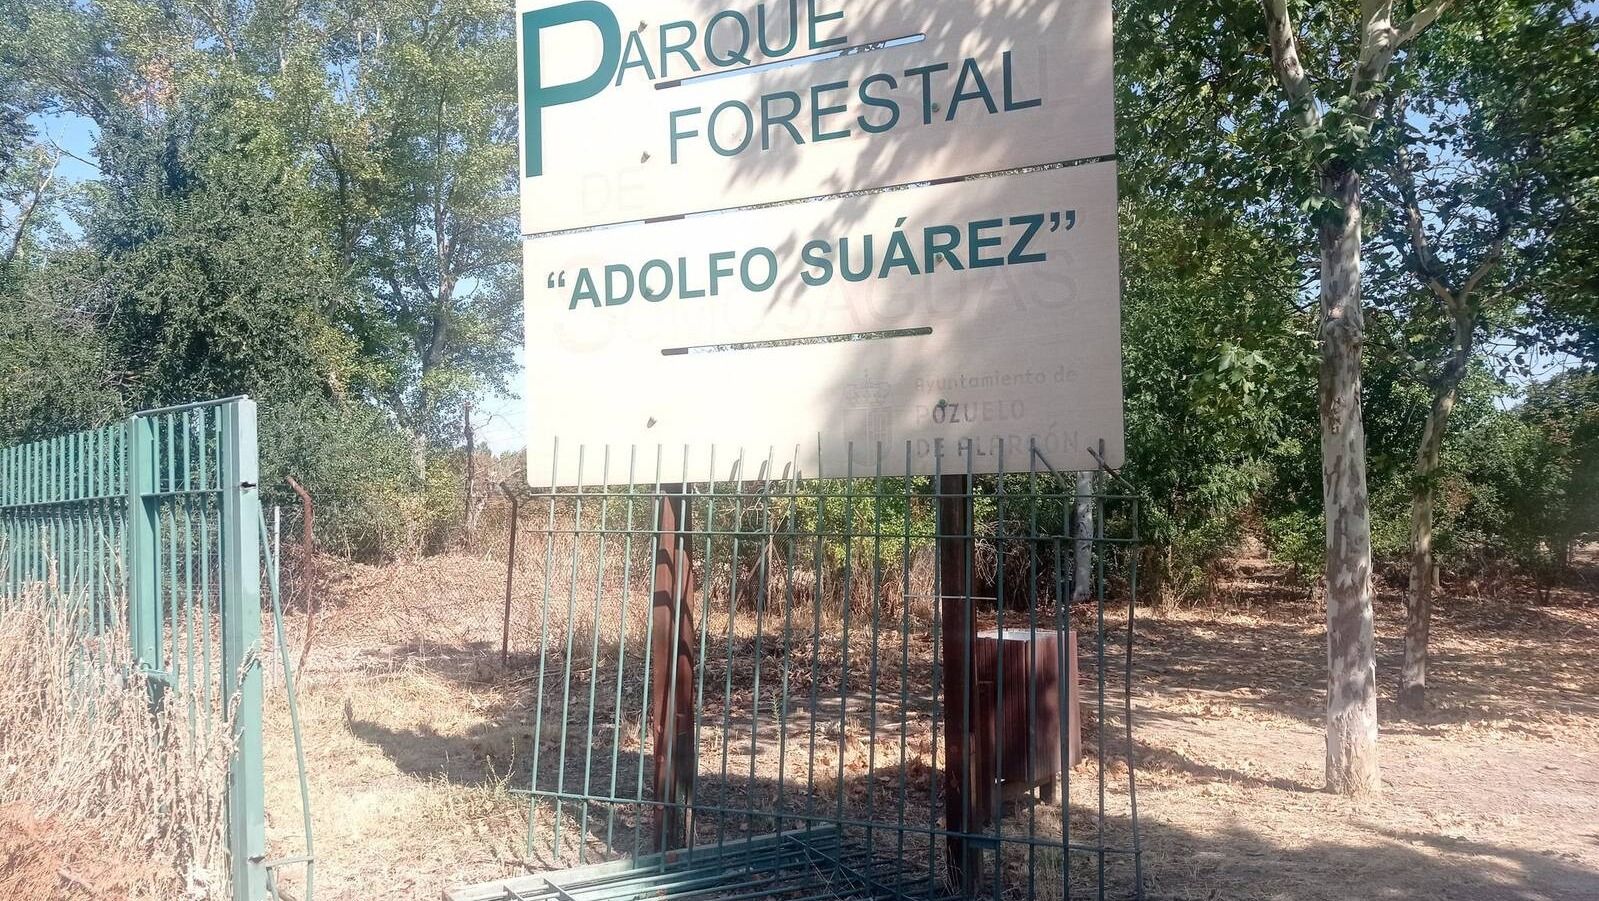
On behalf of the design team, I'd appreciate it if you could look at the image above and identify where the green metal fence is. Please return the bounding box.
[461,440,1144,901]
[0,396,313,901]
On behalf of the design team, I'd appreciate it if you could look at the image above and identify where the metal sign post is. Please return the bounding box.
[649,486,698,852]
[939,471,981,891]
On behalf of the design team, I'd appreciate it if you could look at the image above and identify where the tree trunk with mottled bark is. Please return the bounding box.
[1261,0,1460,798]
[1389,135,1497,713]
[1318,164,1381,797]
[1401,386,1456,710]
[1074,470,1096,602]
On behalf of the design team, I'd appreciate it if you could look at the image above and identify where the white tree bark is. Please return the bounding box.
[1319,165,1381,796]
[1402,386,1453,709]
[1263,0,1450,797]
[1073,470,1096,602]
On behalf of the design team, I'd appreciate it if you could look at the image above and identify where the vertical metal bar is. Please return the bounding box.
[500,487,520,667]
[220,399,267,901]
[165,413,175,496]
[1095,487,1108,901]
[690,450,720,860]
[183,483,198,740]
[1056,533,1074,901]
[183,412,198,736]
[716,460,741,853]
[64,434,76,600]
[743,450,774,843]
[963,445,979,893]
[4,447,12,597]
[1025,447,1043,901]
[773,447,801,840]
[5,447,11,596]
[1126,496,1145,901]
[127,414,160,680]
[2,446,9,598]
[552,448,588,859]
[576,450,613,864]
[21,442,30,586]
[803,463,825,831]
[30,440,38,584]
[835,449,855,830]
[896,441,913,897]
[650,469,697,854]
[632,446,664,861]
[24,441,33,584]
[865,444,884,866]
[525,439,560,859]
[992,444,1008,901]
[603,447,639,850]
[939,457,978,892]
[200,479,216,736]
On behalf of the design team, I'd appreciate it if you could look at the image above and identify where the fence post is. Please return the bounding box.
[286,476,318,676]
[650,485,698,853]
[220,398,267,901]
[500,483,520,667]
[125,412,161,681]
[939,471,980,893]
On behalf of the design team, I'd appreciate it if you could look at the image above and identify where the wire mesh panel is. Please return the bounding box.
[465,441,1143,901]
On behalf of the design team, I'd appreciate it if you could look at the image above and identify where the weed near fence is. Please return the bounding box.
[0,583,235,900]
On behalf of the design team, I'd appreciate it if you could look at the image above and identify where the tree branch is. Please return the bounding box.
[1395,0,1456,48]
[1458,244,1502,303]
[1262,0,1322,131]
[1352,0,1398,106]
[2,153,60,267]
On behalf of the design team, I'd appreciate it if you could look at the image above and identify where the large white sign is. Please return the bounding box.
[516,0,1115,233]
[524,163,1124,486]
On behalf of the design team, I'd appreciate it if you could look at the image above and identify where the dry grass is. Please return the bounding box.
[262,547,1599,901]
[1127,554,1599,901]
[268,549,1132,900]
[0,586,236,901]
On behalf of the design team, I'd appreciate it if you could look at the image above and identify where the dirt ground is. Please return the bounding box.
[260,553,1599,901]
[1133,557,1599,901]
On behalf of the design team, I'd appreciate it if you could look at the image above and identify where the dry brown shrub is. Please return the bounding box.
[0,802,164,899]
[0,585,235,900]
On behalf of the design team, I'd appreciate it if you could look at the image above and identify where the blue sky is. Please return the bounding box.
[28,109,98,181]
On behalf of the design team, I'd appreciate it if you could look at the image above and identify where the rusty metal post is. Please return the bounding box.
[939,472,980,892]
[286,476,317,675]
[500,484,521,667]
[463,402,476,548]
[650,485,698,853]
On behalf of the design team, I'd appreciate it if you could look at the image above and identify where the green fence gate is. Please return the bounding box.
[0,396,313,901]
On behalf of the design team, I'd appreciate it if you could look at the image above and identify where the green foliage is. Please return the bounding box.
[0,66,121,444]
[303,0,523,447]
[1455,372,1599,568]
[1262,510,1324,577]
[1115,0,1599,593]
[1,0,1596,591]
[0,0,522,545]
[91,99,366,409]
[1118,193,1317,597]
[0,263,124,445]
[260,394,472,559]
